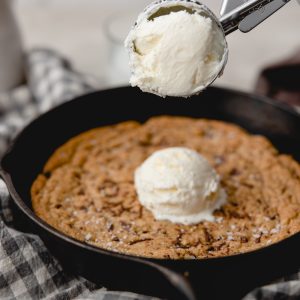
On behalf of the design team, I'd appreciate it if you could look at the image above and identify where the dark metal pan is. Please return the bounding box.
[1,86,300,300]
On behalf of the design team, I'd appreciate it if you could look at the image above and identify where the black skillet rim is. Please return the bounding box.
[1,85,300,266]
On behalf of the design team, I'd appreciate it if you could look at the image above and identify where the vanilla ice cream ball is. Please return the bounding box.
[134,147,226,225]
[125,0,228,97]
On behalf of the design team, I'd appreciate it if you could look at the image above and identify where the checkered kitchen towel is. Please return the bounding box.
[0,49,157,300]
[0,48,299,300]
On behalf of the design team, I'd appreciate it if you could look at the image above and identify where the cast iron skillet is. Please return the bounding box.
[1,86,300,300]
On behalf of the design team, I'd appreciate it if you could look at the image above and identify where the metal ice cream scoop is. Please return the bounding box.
[126,0,292,97]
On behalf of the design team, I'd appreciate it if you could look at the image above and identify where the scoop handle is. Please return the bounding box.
[220,0,290,35]
[238,0,291,33]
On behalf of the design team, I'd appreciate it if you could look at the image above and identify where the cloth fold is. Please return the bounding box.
[0,48,299,300]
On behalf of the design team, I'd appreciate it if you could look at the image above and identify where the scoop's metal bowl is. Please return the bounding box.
[125,0,228,97]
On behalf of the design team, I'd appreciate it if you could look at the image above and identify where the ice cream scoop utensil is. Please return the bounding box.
[125,0,292,97]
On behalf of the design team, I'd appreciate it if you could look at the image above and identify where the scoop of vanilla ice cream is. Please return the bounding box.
[134,147,226,225]
[125,3,228,97]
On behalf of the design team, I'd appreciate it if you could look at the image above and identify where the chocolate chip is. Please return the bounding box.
[240,236,248,243]
[129,238,152,245]
[107,223,114,231]
[78,188,85,196]
[230,168,240,176]
[43,171,51,178]
[243,182,254,188]
[74,172,81,180]
[138,133,153,146]
[255,237,261,243]
[203,228,213,243]
[281,186,287,193]
[230,211,243,219]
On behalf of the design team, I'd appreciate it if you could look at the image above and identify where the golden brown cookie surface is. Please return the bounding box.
[31,116,300,259]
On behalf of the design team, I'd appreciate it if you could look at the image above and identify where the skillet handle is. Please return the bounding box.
[141,260,197,300]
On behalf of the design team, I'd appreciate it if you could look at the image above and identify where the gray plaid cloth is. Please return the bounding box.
[0,49,157,300]
[0,49,299,300]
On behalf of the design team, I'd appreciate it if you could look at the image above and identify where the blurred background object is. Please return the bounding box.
[0,0,23,92]
[13,0,300,91]
[103,2,150,87]
[255,49,300,112]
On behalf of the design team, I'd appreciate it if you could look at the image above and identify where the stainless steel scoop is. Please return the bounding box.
[126,0,292,97]
[220,0,291,35]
